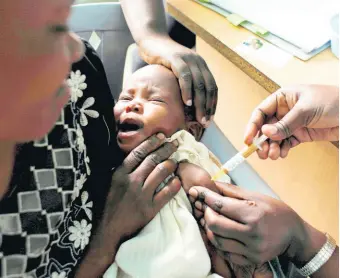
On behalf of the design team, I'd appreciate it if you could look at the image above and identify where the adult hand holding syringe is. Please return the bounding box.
[189,84,339,278]
[244,85,339,160]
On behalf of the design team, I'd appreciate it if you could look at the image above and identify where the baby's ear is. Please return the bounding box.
[186,121,204,141]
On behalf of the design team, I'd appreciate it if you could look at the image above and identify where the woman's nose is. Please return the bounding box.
[125,101,143,114]
[67,32,85,63]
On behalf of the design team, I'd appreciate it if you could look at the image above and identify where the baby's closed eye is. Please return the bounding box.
[149,98,166,104]
[118,95,133,101]
[148,94,168,104]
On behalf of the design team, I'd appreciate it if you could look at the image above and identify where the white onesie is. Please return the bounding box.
[104,130,230,278]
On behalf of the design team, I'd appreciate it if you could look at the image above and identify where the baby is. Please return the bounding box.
[104,65,274,278]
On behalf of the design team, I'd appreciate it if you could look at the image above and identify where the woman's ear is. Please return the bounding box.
[186,121,204,141]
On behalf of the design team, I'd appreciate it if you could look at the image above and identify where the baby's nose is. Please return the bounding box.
[126,102,143,113]
[67,32,85,63]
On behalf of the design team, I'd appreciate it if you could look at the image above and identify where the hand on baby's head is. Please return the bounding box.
[114,65,203,154]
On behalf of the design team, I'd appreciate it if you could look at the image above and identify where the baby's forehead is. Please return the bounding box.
[131,66,175,84]
[126,66,180,97]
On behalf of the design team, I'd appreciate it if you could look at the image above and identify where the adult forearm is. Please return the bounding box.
[291,221,339,278]
[75,225,121,278]
[75,249,115,278]
[121,0,169,44]
[310,247,339,278]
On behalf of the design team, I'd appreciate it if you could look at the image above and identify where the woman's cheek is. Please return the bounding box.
[24,49,70,104]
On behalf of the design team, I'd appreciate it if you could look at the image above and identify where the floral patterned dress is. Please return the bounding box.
[0,41,123,278]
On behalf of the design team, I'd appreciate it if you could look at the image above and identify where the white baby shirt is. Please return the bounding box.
[104,130,230,278]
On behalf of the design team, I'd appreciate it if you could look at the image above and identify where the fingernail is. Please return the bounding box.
[186,100,193,106]
[201,117,207,126]
[198,191,207,201]
[188,188,198,198]
[195,200,203,210]
[173,139,179,147]
[157,133,165,140]
[243,135,251,145]
[200,218,206,227]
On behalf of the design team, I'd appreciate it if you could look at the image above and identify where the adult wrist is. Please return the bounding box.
[290,220,327,268]
[138,33,172,46]
[92,222,122,261]
[75,230,121,278]
[83,244,114,270]
[298,233,336,276]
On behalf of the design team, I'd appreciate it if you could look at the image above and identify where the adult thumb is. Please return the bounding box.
[261,104,306,141]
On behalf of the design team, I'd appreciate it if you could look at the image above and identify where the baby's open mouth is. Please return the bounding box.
[117,119,144,133]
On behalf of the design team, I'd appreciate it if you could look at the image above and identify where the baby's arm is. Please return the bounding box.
[177,162,234,277]
[176,162,218,194]
[176,162,274,278]
[176,162,219,220]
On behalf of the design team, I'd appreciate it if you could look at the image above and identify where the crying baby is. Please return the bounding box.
[104,65,273,278]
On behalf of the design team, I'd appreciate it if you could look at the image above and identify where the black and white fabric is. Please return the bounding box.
[0,41,123,278]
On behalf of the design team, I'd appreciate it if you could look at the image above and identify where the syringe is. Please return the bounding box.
[211,134,268,181]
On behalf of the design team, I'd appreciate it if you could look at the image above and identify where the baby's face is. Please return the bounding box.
[114,65,186,153]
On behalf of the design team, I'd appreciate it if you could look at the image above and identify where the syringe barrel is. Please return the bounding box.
[223,152,246,172]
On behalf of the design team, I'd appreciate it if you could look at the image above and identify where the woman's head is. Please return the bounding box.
[114,65,203,153]
[0,0,84,141]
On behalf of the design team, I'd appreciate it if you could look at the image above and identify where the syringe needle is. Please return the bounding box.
[211,135,268,181]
